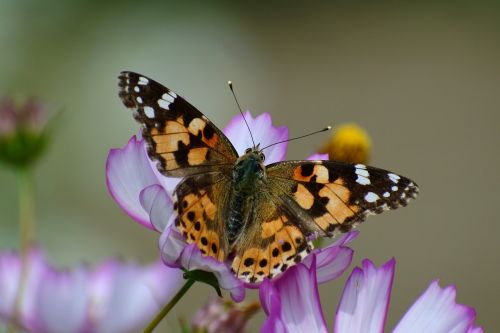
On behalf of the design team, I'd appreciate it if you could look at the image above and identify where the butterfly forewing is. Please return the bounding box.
[266,160,419,236]
[118,71,238,177]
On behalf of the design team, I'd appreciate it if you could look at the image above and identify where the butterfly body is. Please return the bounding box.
[228,148,266,244]
[118,71,419,283]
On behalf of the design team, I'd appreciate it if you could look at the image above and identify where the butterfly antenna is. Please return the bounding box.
[228,81,256,148]
[261,126,332,151]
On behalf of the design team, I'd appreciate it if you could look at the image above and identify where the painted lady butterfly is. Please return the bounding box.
[118,71,419,283]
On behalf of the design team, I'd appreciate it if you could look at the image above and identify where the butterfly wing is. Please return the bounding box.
[266,160,419,236]
[118,71,238,177]
[230,160,418,284]
[118,71,238,261]
[230,190,314,283]
[173,173,232,261]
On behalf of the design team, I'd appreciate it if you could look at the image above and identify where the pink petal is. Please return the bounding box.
[159,227,245,302]
[273,257,328,333]
[259,280,288,333]
[302,231,358,284]
[393,281,479,333]
[181,244,245,302]
[0,251,22,319]
[314,247,354,284]
[139,184,174,232]
[36,266,90,333]
[259,279,280,316]
[0,249,47,331]
[307,153,329,160]
[106,136,161,229]
[261,314,287,333]
[89,260,183,333]
[335,258,396,333]
[159,226,187,269]
[223,111,288,164]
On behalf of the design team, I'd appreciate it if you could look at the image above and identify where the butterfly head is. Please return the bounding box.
[233,146,266,187]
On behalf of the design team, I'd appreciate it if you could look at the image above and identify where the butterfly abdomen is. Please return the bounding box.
[227,189,252,244]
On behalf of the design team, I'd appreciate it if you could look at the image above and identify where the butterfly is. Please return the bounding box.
[118,71,419,283]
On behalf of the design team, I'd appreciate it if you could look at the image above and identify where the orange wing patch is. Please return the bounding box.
[173,189,225,261]
[290,177,360,235]
[293,164,330,183]
[293,183,315,210]
[231,214,313,283]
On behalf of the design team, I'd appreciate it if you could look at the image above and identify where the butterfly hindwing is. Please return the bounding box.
[266,160,419,236]
[230,192,313,283]
[173,172,232,262]
[118,71,238,177]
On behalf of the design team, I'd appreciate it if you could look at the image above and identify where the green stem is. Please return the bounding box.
[8,168,36,333]
[17,168,36,251]
[143,279,196,333]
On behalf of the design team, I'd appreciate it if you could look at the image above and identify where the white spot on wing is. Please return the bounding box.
[134,86,140,93]
[391,186,398,192]
[138,77,149,85]
[356,175,371,185]
[364,192,379,203]
[136,96,143,104]
[388,173,400,183]
[144,106,155,118]
[355,164,370,185]
[383,192,390,198]
[355,168,369,177]
[162,93,175,103]
[158,99,170,109]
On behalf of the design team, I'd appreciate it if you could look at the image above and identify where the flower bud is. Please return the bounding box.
[190,297,260,333]
[0,97,52,168]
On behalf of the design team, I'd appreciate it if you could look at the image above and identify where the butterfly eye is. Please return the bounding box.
[245,148,252,154]
[259,153,265,161]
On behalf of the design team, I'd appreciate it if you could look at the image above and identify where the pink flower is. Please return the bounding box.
[106,111,353,302]
[0,248,183,333]
[260,257,483,333]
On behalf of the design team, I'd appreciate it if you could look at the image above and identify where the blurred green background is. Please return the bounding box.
[1,1,499,331]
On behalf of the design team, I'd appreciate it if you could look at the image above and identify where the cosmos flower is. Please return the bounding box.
[0,247,183,333]
[260,257,483,333]
[106,112,357,301]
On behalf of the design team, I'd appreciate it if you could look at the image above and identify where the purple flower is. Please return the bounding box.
[260,257,483,333]
[223,111,288,164]
[0,247,184,333]
[106,135,176,230]
[106,111,350,301]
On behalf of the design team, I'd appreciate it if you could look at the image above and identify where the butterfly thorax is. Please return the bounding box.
[227,149,266,245]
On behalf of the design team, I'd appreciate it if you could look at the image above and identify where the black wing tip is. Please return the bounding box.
[117,72,142,108]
